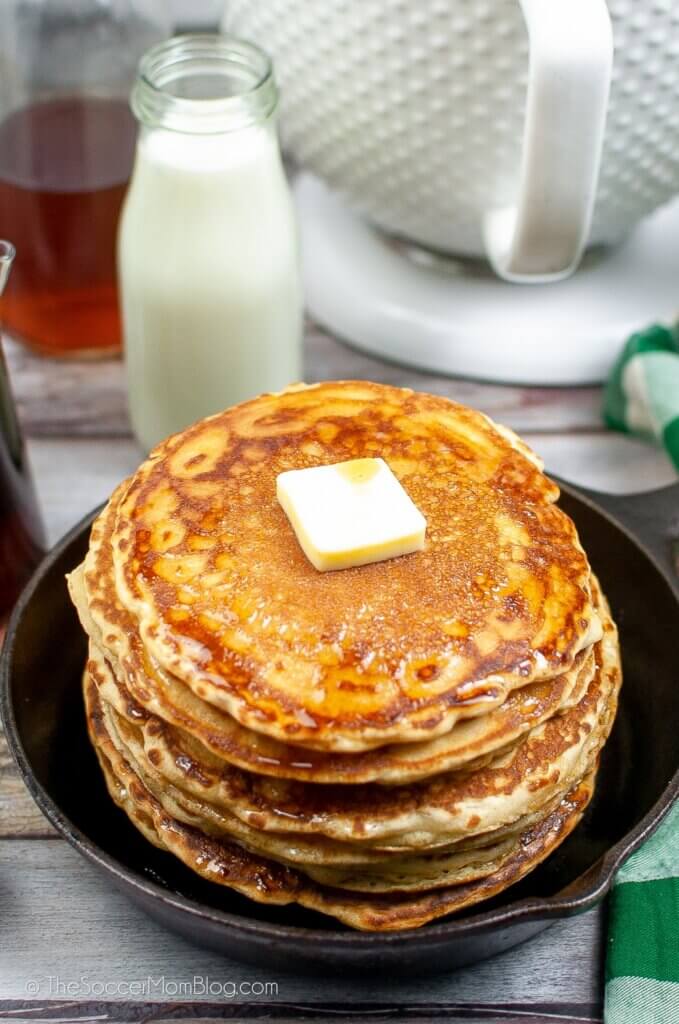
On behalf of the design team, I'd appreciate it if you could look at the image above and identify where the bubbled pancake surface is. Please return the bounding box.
[108,381,600,752]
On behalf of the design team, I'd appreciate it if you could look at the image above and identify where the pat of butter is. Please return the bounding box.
[276,458,426,572]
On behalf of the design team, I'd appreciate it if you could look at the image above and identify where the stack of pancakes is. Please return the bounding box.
[68,381,621,931]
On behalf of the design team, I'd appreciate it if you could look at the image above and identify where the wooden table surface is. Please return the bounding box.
[1,323,676,1024]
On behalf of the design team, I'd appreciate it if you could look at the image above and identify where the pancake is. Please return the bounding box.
[70,544,595,786]
[86,673,596,930]
[68,382,622,931]
[108,382,601,752]
[86,599,618,854]
[92,675,595,869]
[97,684,571,875]
[96,670,614,884]
[100,696,583,892]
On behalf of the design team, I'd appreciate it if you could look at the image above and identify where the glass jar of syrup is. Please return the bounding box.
[0,242,46,620]
[0,2,171,358]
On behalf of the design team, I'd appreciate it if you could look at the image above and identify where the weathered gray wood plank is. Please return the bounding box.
[0,1007,601,1023]
[6,326,605,440]
[0,839,603,1015]
[5,337,130,438]
[0,734,55,839]
[26,437,143,546]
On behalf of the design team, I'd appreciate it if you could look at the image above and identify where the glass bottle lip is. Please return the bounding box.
[131,34,278,135]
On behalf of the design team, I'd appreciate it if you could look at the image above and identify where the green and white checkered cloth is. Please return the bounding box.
[603,322,679,1022]
[605,801,679,1023]
[604,323,679,470]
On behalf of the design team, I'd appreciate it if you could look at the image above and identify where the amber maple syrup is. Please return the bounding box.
[0,96,137,357]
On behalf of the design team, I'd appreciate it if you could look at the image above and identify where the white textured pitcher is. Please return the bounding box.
[225,0,679,282]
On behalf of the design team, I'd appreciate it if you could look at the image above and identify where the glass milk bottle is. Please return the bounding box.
[118,35,303,452]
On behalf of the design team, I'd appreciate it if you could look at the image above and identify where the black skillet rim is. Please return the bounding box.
[2,484,678,953]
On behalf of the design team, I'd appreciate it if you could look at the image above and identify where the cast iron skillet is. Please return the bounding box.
[2,480,679,976]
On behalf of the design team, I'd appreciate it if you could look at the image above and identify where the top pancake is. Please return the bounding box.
[110,381,599,752]
[69,499,594,786]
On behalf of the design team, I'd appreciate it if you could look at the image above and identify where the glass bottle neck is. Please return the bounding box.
[131,34,277,135]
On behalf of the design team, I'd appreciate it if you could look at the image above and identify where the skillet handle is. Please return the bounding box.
[568,480,679,596]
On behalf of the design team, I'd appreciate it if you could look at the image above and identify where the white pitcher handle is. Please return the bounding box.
[483,0,613,283]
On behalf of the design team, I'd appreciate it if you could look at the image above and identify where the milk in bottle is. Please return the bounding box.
[118,36,302,451]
